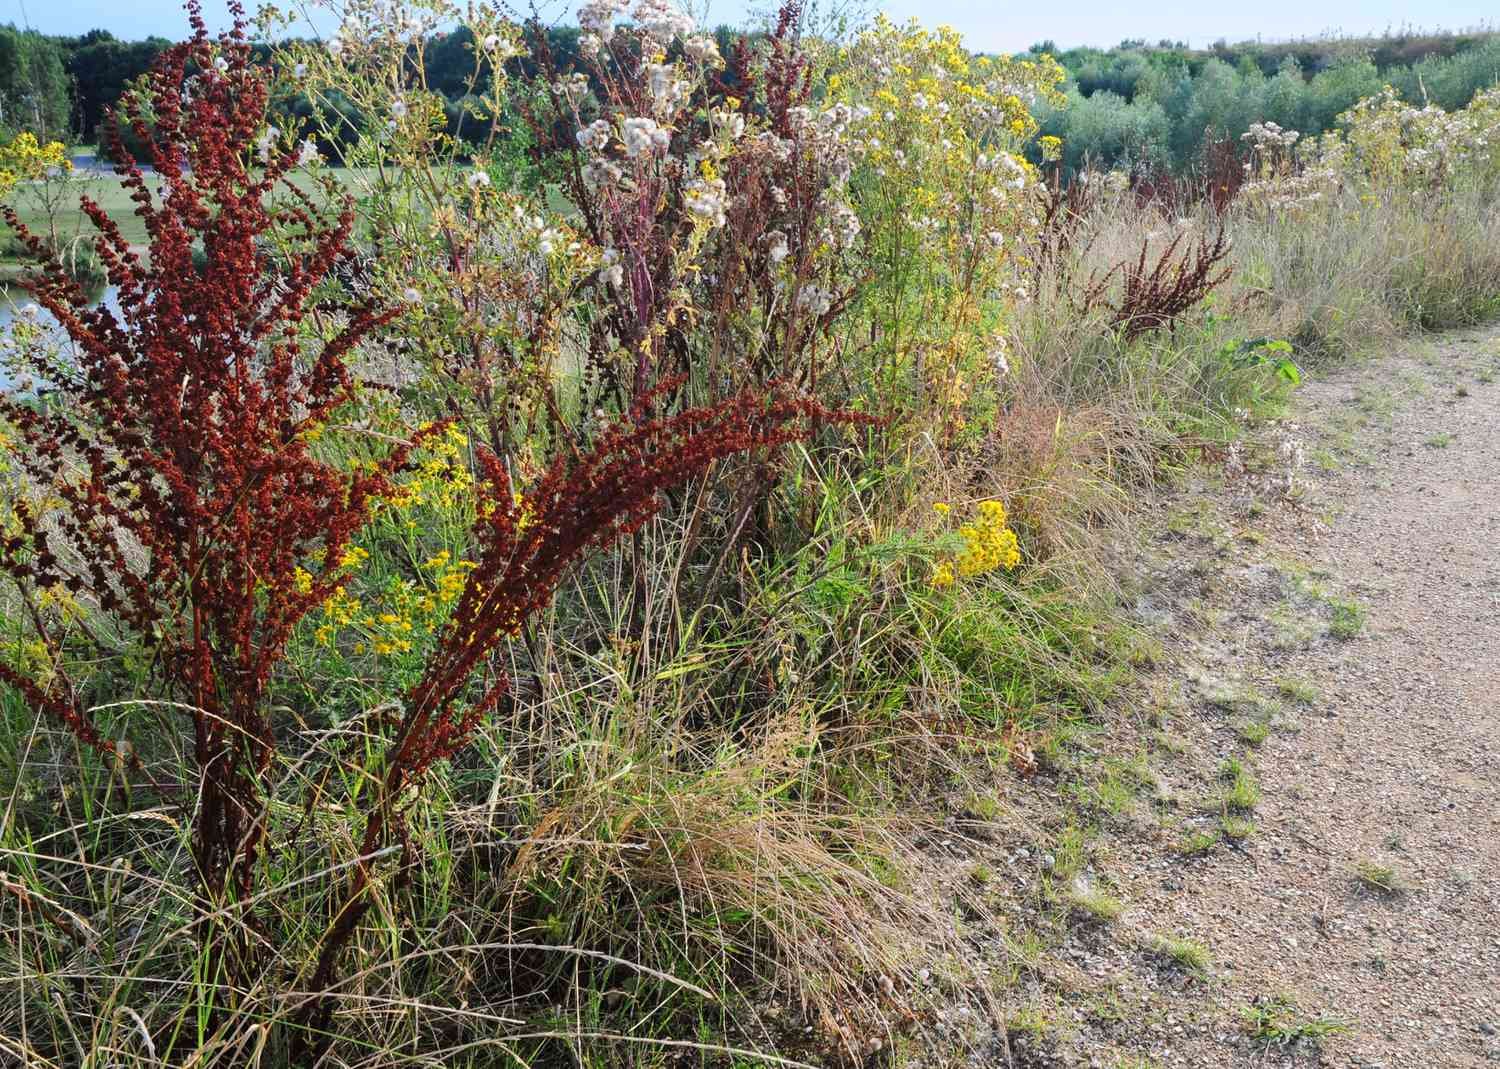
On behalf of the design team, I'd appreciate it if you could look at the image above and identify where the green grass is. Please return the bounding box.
[1274,676,1318,704]
[1219,756,1261,811]
[1067,885,1125,923]
[1,167,384,272]
[3,171,162,262]
[1236,717,1270,746]
[1091,753,1157,816]
[1149,933,1211,977]
[1219,815,1256,841]
[1048,825,1089,882]
[1007,1005,1054,1043]
[1177,828,1220,856]
[1328,599,1367,640]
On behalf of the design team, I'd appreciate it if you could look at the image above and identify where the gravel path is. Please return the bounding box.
[1119,326,1500,1067]
[899,328,1500,1069]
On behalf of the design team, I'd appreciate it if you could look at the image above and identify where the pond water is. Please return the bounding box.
[0,285,122,390]
[0,285,122,330]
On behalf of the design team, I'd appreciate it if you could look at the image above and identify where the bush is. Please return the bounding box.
[0,4,851,1061]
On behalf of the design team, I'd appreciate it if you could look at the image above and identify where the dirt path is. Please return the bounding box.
[1112,326,1500,1068]
[905,328,1500,1069]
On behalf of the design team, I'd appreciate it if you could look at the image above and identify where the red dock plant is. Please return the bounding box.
[1077,221,1234,340]
[293,382,841,1052]
[0,2,412,932]
[0,1,844,1052]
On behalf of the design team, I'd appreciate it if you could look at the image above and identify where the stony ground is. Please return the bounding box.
[907,325,1500,1068]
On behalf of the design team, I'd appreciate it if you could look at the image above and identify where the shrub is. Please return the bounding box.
[0,5,847,1059]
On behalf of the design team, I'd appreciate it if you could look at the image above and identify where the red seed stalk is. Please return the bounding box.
[0,0,416,936]
[0,5,865,1052]
[294,382,858,1052]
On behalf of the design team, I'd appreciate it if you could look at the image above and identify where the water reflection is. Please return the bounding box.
[0,284,121,329]
[0,285,122,390]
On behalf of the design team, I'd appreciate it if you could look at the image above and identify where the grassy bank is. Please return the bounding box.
[3,11,1500,1069]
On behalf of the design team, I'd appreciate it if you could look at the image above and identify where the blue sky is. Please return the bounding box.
[9,0,1498,52]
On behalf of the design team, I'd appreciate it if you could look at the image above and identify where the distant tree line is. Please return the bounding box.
[1028,30,1500,174]
[0,21,742,164]
[2,19,1498,176]
[0,25,73,140]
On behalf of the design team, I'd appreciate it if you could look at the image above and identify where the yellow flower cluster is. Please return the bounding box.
[929,500,1021,589]
[417,550,477,616]
[344,550,478,656]
[842,18,1063,198]
[1,636,52,687]
[315,584,364,646]
[956,500,1022,576]
[37,583,87,623]
[833,19,1064,442]
[381,424,475,515]
[295,421,496,659]
[304,540,478,657]
[0,132,71,197]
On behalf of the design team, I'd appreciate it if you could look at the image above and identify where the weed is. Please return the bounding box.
[1078,222,1235,339]
[1068,884,1125,923]
[963,790,1003,822]
[1424,431,1454,448]
[1093,754,1157,816]
[1008,1005,1054,1042]
[1241,994,1351,1047]
[1095,770,1138,816]
[1310,447,1341,472]
[1050,826,1089,882]
[1220,815,1256,841]
[1150,933,1211,977]
[1008,929,1049,971]
[1155,730,1189,755]
[1270,602,1321,649]
[1328,599,1367,639]
[1275,677,1319,704]
[1236,717,1271,746]
[1204,685,1243,712]
[1178,829,1221,856]
[1219,756,1261,811]
[1353,860,1409,896]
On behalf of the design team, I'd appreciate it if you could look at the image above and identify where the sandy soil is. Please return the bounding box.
[1106,325,1500,1068]
[902,325,1500,1069]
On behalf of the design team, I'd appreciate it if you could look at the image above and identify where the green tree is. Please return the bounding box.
[61,30,170,142]
[1301,57,1382,133]
[0,25,70,141]
[1261,58,1306,130]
